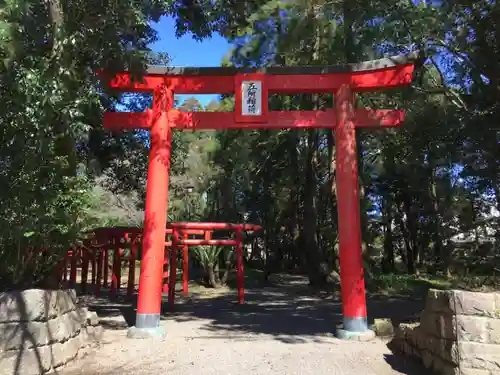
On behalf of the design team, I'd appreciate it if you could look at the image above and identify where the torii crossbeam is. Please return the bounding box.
[102,53,416,340]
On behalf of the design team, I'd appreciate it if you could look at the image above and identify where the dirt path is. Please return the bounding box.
[62,276,426,375]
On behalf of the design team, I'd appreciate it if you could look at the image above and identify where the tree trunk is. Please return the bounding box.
[289,130,302,269]
[382,194,395,273]
[47,0,78,177]
[398,192,419,274]
[220,260,231,285]
[303,128,326,285]
[301,6,329,285]
[207,263,218,288]
[263,169,274,282]
[429,170,445,272]
[214,262,221,285]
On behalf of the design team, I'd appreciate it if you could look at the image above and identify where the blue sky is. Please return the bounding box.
[150,16,232,107]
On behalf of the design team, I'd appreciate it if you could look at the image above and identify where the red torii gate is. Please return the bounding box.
[102,53,416,339]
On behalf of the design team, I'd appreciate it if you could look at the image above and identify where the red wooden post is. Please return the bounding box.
[69,248,77,287]
[55,259,64,284]
[95,249,104,297]
[116,233,127,293]
[235,229,244,304]
[63,252,69,282]
[127,235,138,298]
[103,247,109,289]
[102,54,416,339]
[168,229,179,307]
[162,242,170,294]
[110,238,119,298]
[335,85,367,333]
[182,231,189,296]
[91,250,97,286]
[203,231,212,272]
[134,85,172,332]
[81,249,89,293]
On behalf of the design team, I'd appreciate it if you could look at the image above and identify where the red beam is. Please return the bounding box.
[168,110,333,129]
[107,74,234,94]
[267,65,414,94]
[167,222,262,231]
[182,232,189,296]
[177,229,205,235]
[105,65,414,94]
[178,239,238,246]
[91,227,143,236]
[236,229,244,304]
[91,227,206,237]
[104,109,405,131]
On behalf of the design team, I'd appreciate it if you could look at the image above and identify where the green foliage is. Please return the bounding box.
[191,246,224,268]
[0,0,179,290]
[178,0,500,283]
[2,0,498,291]
[371,273,500,296]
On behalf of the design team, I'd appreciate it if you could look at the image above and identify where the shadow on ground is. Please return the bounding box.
[383,354,438,375]
[78,274,428,374]
[80,274,424,335]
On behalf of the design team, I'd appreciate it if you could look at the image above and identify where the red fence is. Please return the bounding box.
[58,222,261,305]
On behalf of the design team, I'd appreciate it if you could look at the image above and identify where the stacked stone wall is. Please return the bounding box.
[392,289,500,375]
[0,289,103,375]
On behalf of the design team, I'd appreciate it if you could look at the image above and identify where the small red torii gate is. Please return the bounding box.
[102,53,416,339]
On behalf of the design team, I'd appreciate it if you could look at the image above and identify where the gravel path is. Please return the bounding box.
[61,278,426,375]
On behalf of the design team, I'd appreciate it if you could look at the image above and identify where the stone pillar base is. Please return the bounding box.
[126,326,166,339]
[336,325,376,341]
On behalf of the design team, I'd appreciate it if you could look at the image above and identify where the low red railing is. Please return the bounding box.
[58,222,261,305]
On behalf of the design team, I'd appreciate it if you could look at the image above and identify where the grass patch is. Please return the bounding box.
[370,274,450,297]
[370,273,500,297]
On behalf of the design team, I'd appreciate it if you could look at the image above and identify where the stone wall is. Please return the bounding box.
[0,289,103,375]
[391,289,500,375]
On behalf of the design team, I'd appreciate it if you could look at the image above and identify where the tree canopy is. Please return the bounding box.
[0,0,498,290]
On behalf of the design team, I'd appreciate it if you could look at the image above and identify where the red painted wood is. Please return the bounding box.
[182,232,189,297]
[162,244,169,294]
[81,250,89,293]
[178,239,238,246]
[107,74,234,94]
[104,109,405,131]
[136,86,173,318]
[105,64,414,94]
[91,227,205,237]
[69,248,77,287]
[95,249,103,297]
[63,253,69,282]
[236,229,244,304]
[168,229,179,307]
[335,85,367,321]
[168,222,262,231]
[110,242,120,298]
[267,64,415,93]
[127,235,137,298]
[101,57,415,329]
[102,248,109,288]
[91,251,97,285]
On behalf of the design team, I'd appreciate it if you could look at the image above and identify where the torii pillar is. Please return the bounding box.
[102,53,416,339]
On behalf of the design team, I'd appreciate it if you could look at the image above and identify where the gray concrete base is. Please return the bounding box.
[336,326,376,341]
[127,326,166,339]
